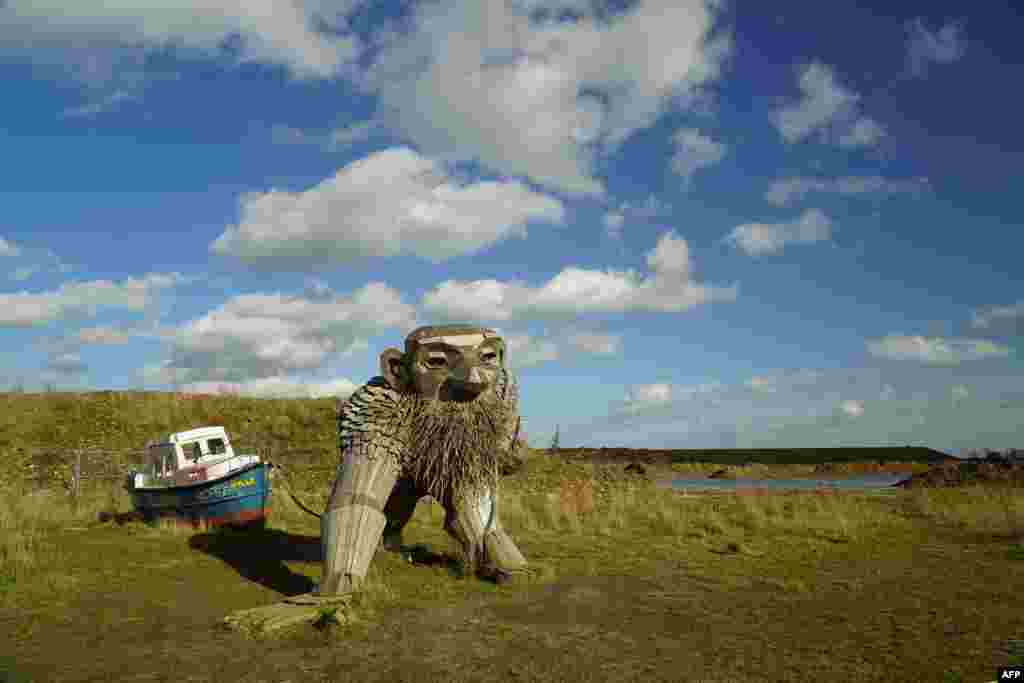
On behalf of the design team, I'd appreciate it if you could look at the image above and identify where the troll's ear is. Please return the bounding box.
[380,348,408,392]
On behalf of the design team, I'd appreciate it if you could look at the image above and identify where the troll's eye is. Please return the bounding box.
[481,351,498,363]
[425,356,447,369]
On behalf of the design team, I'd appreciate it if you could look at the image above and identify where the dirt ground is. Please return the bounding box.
[2,488,1022,683]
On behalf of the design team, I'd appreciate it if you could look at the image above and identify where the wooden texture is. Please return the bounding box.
[223,595,352,637]
[321,504,386,593]
[485,525,527,570]
[320,440,399,594]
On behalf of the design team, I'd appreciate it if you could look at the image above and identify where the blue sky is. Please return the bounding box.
[1,0,1021,455]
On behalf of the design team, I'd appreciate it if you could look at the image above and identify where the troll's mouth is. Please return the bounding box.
[441,382,485,403]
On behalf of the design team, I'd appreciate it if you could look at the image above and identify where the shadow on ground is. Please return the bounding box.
[97,510,145,525]
[187,528,464,597]
[390,542,464,576]
[188,528,319,597]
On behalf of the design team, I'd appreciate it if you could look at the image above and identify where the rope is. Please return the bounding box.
[488,415,520,532]
[271,463,323,520]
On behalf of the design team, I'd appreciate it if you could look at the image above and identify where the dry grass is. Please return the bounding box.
[4,449,1022,602]
[0,475,266,606]
[3,390,1021,681]
[498,479,916,551]
[1,453,1022,682]
[905,485,1024,539]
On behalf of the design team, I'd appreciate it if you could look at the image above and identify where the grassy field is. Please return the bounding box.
[1,391,1022,681]
[1,444,1023,682]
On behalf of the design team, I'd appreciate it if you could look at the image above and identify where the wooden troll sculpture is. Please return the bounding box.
[314,324,528,598]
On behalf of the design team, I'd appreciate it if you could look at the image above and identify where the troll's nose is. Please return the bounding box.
[450,364,487,393]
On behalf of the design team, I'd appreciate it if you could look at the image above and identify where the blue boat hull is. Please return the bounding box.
[129,462,272,529]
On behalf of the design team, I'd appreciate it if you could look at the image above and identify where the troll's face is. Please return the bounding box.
[380,325,506,402]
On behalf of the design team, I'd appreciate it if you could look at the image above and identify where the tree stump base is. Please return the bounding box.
[223,593,353,636]
[222,563,555,637]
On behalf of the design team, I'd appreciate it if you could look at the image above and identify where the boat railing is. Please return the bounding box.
[128,452,263,490]
[203,452,261,479]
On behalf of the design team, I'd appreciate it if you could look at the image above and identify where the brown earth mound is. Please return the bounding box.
[813,461,920,475]
[553,448,682,466]
[894,459,1024,489]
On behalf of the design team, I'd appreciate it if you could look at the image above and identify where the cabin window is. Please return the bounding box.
[188,442,203,463]
[207,438,226,456]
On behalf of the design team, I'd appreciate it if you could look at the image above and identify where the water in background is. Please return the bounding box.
[669,474,907,492]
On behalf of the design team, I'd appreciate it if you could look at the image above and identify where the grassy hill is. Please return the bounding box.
[0,390,339,488]
[0,390,954,490]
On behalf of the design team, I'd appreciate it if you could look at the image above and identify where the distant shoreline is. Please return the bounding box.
[546,446,954,467]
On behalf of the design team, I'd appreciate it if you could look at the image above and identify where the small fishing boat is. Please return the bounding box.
[125,426,273,529]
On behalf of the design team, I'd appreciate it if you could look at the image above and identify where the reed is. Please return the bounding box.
[905,485,1024,539]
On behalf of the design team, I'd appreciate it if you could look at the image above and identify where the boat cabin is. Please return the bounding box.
[134,426,259,488]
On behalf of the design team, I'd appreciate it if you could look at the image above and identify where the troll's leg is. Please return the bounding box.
[483,524,527,573]
[480,486,527,572]
[381,476,421,552]
[443,486,526,579]
[319,443,400,596]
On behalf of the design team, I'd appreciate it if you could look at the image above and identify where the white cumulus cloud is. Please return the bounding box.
[0,273,188,328]
[0,0,360,81]
[837,118,886,149]
[365,0,731,195]
[328,120,378,149]
[422,230,737,321]
[867,335,1012,364]
[618,380,723,417]
[211,147,565,268]
[840,399,864,417]
[567,331,622,355]
[268,124,316,146]
[0,237,21,257]
[60,89,139,119]
[907,18,967,77]
[267,119,379,150]
[670,128,727,185]
[77,326,133,345]
[601,196,666,240]
[971,301,1024,332]
[504,332,560,369]
[47,352,87,376]
[603,212,625,239]
[571,366,1024,452]
[724,208,833,256]
[765,175,930,207]
[771,62,885,148]
[628,383,674,404]
[179,377,360,399]
[156,282,418,384]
